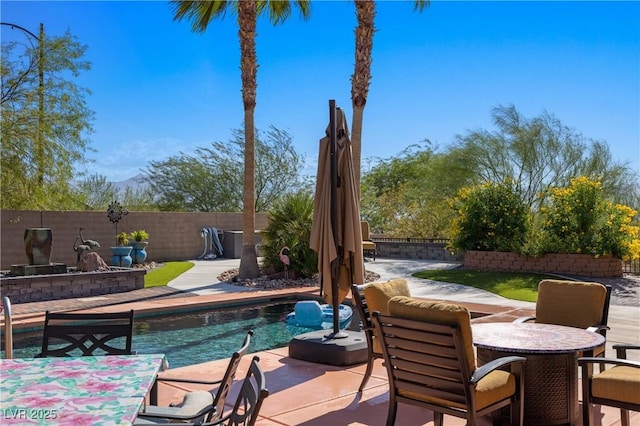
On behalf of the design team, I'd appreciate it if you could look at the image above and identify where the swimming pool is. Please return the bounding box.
[3,301,361,368]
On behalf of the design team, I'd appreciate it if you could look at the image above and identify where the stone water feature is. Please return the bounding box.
[10,228,67,276]
[2,227,145,304]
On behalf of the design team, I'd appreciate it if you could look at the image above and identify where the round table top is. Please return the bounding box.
[472,322,605,354]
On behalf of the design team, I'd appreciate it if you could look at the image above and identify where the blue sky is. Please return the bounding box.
[2,1,639,181]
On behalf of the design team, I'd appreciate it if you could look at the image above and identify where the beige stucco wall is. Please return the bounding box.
[1,210,269,270]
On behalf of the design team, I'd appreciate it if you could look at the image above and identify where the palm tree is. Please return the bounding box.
[350,0,428,196]
[171,0,310,279]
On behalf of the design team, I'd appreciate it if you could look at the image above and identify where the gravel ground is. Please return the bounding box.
[218,268,381,290]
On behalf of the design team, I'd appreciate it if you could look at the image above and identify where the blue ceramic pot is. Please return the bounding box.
[110,246,133,267]
[131,241,148,264]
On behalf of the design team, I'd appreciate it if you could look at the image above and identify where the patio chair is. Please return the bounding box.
[351,279,411,392]
[361,221,377,260]
[514,280,611,363]
[137,330,253,425]
[138,356,269,426]
[373,296,526,426]
[2,296,13,359]
[579,343,640,426]
[208,356,269,426]
[36,310,135,357]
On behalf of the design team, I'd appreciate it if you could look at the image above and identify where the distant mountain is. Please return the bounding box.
[112,174,149,192]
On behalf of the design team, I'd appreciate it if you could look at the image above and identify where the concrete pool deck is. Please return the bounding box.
[3,258,639,425]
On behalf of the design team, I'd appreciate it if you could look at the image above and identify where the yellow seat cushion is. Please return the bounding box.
[362,241,376,250]
[388,296,514,410]
[536,280,606,329]
[364,279,410,354]
[361,221,372,240]
[592,366,640,405]
[387,296,475,373]
[400,369,515,410]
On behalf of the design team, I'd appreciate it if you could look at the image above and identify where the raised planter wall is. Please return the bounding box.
[0,269,147,304]
[373,240,463,262]
[464,250,623,278]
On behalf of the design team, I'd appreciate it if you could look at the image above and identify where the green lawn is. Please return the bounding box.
[144,261,195,288]
[412,269,558,302]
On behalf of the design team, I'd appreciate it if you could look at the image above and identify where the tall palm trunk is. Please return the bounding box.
[351,0,376,199]
[172,0,310,279]
[237,0,260,279]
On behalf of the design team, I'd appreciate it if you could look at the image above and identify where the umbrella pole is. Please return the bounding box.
[288,100,367,366]
[327,99,347,339]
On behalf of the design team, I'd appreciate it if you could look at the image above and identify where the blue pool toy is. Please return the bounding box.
[285,300,353,329]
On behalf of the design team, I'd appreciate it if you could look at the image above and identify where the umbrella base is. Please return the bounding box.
[288,329,368,366]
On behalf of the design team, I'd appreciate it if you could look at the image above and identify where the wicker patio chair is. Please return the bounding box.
[36,309,135,357]
[374,296,526,426]
[579,343,640,426]
[351,279,411,392]
[137,330,253,425]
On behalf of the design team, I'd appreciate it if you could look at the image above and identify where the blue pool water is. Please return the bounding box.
[4,301,360,368]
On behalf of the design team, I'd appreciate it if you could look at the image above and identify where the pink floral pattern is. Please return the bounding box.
[0,354,166,425]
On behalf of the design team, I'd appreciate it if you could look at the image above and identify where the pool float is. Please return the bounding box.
[285,300,353,329]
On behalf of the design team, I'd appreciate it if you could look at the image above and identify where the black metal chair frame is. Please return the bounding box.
[150,356,269,426]
[579,343,640,426]
[516,284,612,365]
[37,310,134,357]
[141,330,254,424]
[351,284,382,392]
[373,312,526,426]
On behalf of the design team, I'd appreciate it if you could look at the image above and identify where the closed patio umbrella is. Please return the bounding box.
[310,100,365,337]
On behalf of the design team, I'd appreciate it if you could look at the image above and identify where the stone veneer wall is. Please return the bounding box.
[464,250,623,278]
[0,269,146,304]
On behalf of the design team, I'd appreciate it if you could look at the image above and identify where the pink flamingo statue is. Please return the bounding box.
[279,246,290,279]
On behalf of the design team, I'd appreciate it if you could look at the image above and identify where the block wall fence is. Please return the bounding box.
[1,210,624,278]
[1,210,269,270]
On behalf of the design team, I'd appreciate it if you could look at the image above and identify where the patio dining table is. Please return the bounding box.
[0,354,167,425]
[472,322,604,426]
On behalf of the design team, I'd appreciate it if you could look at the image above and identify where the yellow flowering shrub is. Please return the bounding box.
[539,176,640,260]
[447,176,640,260]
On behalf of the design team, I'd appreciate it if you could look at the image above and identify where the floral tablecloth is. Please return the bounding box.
[0,354,167,425]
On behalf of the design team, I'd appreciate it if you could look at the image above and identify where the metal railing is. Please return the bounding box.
[623,259,640,275]
[371,236,450,244]
[2,296,13,359]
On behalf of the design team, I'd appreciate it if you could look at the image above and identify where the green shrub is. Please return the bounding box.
[448,180,528,253]
[446,176,640,260]
[261,191,318,278]
[115,231,130,246]
[128,229,149,242]
[539,176,640,259]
